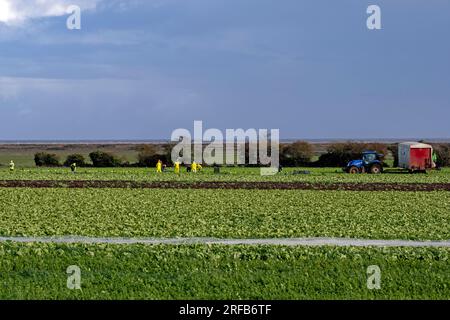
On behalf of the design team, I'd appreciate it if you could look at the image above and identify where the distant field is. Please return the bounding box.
[1,243,448,299]
[0,167,449,184]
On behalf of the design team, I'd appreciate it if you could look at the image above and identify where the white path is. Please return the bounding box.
[0,236,449,247]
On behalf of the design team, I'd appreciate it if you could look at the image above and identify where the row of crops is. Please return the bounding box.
[1,167,450,183]
[0,188,448,240]
[1,243,448,299]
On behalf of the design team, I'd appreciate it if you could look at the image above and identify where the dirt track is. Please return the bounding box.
[0,180,449,191]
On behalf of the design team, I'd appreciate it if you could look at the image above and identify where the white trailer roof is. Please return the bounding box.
[399,142,433,148]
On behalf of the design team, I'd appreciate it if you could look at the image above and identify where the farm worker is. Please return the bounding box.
[70,162,77,173]
[432,151,438,169]
[9,160,14,172]
[156,160,162,173]
[191,161,197,173]
[174,160,180,174]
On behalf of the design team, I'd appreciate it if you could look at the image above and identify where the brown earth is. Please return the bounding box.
[0,180,449,191]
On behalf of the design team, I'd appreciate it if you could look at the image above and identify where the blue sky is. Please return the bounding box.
[0,0,449,140]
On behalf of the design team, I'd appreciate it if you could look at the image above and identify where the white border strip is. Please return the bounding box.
[0,236,449,247]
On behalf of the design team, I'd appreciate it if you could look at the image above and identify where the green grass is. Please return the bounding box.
[0,243,448,299]
[1,188,448,240]
[1,167,449,183]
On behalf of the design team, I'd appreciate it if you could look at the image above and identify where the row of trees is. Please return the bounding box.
[315,142,388,167]
[34,141,450,168]
[435,144,450,167]
[34,146,172,168]
[34,152,125,168]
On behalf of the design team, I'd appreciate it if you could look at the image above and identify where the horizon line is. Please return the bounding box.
[0,138,449,145]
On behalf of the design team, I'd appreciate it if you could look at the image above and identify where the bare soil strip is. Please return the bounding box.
[0,236,449,247]
[0,180,449,191]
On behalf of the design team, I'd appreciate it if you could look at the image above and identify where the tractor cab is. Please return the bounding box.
[344,151,384,174]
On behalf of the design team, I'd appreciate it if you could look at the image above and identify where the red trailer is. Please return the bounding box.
[398,142,434,172]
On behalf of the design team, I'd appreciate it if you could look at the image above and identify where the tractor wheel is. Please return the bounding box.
[349,166,359,174]
[370,164,382,174]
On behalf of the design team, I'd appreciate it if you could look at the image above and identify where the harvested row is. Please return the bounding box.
[0,180,450,191]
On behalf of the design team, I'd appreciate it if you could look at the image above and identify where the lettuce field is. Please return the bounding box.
[1,244,449,299]
[0,188,449,240]
[0,167,449,299]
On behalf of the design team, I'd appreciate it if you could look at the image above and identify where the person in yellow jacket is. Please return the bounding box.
[191,161,197,173]
[197,163,202,172]
[9,160,15,172]
[156,160,162,173]
[174,160,180,174]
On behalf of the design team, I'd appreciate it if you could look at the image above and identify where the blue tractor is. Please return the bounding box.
[343,151,384,174]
